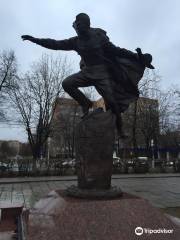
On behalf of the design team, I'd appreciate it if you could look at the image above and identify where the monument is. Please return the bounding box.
[21,13,154,196]
[21,13,180,240]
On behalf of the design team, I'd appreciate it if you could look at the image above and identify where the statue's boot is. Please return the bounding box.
[81,102,93,119]
[116,114,128,139]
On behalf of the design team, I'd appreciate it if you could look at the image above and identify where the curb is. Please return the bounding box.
[0,174,180,184]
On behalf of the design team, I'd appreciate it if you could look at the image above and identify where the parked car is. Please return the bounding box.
[127,159,135,167]
[0,163,9,172]
[112,157,127,173]
[62,159,76,168]
[163,160,175,173]
[165,161,174,167]
[154,159,164,167]
[61,159,76,175]
[113,157,121,167]
[134,157,149,173]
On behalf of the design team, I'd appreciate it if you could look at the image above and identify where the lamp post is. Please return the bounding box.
[47,137,51,167]
[151,139,155,168]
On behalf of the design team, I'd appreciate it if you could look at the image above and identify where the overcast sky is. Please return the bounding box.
[0,0,180,142]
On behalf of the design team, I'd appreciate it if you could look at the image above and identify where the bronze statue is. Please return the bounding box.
[22,13,154,137]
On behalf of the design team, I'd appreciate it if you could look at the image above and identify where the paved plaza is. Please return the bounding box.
[0,174,180,210]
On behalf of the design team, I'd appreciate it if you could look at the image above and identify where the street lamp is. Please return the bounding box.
[151,139,155,168]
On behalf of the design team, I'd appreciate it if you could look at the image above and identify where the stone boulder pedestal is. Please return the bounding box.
[75,109,116,190]
[66,109,122,198]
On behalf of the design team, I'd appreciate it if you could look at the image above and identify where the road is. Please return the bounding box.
[0,174,180,210]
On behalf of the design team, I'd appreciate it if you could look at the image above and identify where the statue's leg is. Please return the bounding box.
[94,78,125,137]
[62,72,93,116]
[94,77,117,112]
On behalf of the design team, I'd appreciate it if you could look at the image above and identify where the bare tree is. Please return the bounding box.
[0,50,17,121]
[123,69,175,157]
[173,88,180,129]
[9,54,72,170]
[124,70,160,153]
[52,98,81,159]
[137,98,159,153]
[0,50,17,91]
[138,71,176,155]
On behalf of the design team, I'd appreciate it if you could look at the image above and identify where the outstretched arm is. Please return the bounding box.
[21,35,76,51]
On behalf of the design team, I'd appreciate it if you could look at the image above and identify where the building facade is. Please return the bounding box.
[50,96,160,159]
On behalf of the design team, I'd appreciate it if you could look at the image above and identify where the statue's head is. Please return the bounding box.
[73,13,90,35]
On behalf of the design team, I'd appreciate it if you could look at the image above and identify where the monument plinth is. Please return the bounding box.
[66,109,122,198]
[27,190,180,240]
[76,109,115,190]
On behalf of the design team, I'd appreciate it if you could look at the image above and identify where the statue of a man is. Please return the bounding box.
[22,13,154,137]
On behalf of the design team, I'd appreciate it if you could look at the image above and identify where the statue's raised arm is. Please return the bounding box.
[21,34,76,51]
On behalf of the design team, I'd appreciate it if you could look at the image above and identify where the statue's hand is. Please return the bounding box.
[135,48,142,56]
[21,35,34,41]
